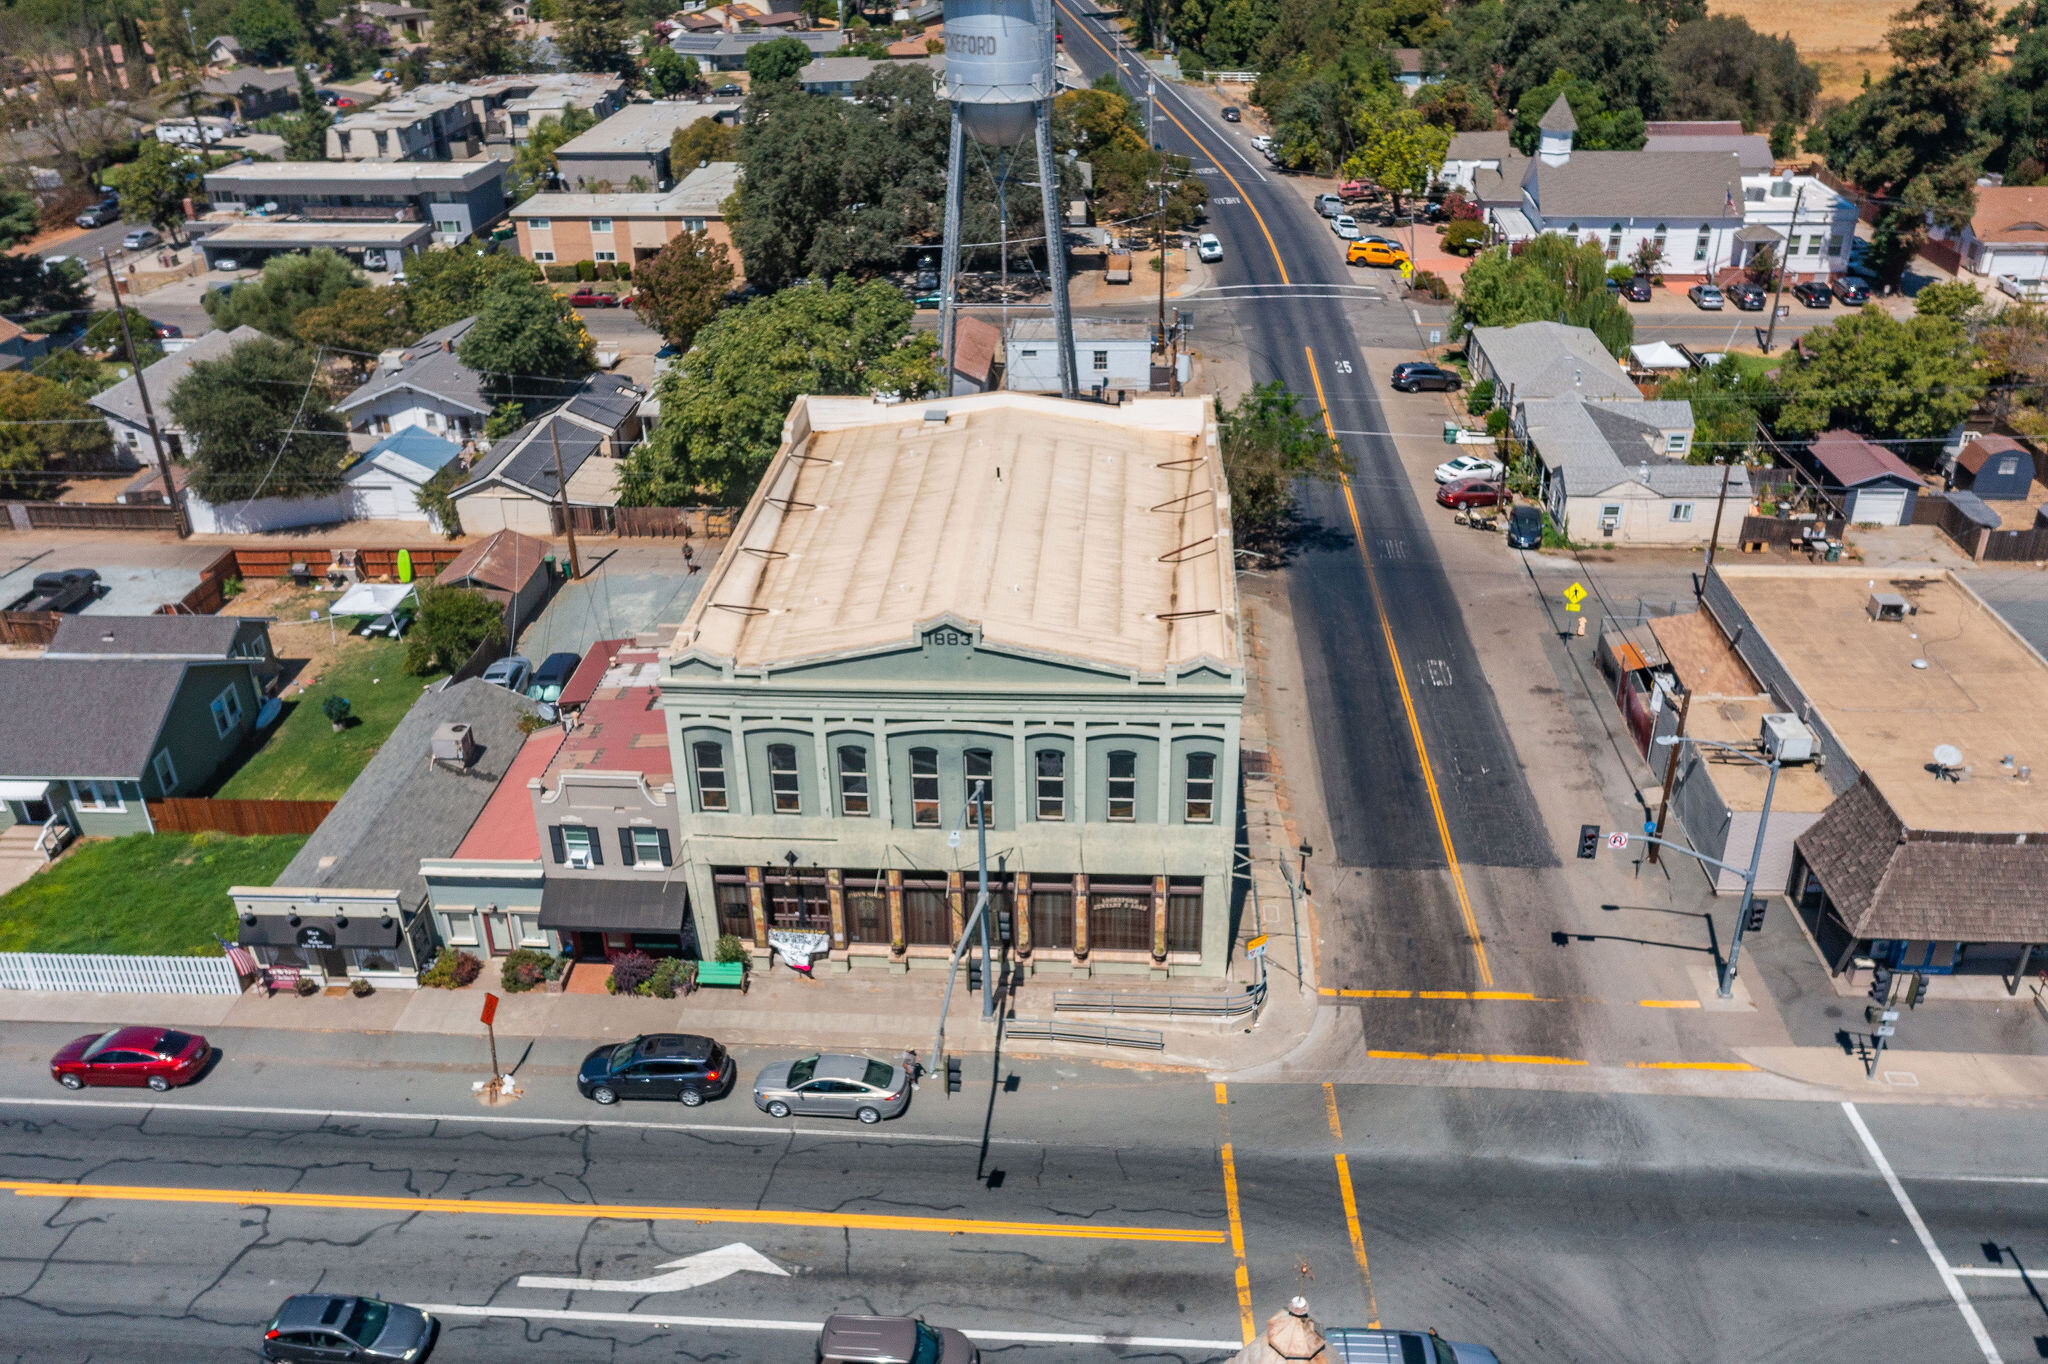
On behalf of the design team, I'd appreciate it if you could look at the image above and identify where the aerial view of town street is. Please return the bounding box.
[1,0,2047,1358]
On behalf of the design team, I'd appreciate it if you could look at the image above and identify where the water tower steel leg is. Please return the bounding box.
[1034,94,1077,400]
[939,107,967,393]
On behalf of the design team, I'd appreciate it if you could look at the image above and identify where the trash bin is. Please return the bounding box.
[542,553,558,577]
[1825,542,1842,562]
[1442,421,1459,445]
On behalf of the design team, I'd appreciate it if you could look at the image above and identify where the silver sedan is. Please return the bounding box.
[752,1053,910,1124]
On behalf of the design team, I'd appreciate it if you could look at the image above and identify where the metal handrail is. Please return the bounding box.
[33,813,68,861]
[1051,980,1265,1017]
[1005,1017,1164,1049]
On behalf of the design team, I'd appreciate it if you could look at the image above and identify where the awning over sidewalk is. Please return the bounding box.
[237,910,402,948]
[539,877,686,933]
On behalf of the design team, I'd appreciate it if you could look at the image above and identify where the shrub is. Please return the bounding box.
[543,264,579,283]
[1441,219,1487,255]
[1465,378,1495,415]
[1411,269,1451,301]
[606,950,655,994]
[500,946,555,993]
[1485,406,1510,437]
[616,261,631,280]
[646,957,696,998]
[576,259,597,282]
[294,975,320,996]
[222,575,244,599]
[714,933,749,965]
[350,976,374,997]
[322,695,352,730]
[595,261,616,281]
[1180,55,1205,80]
[420,949,482,988]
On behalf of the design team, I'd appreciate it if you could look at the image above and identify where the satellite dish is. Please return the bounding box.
[1933,744,1963,768]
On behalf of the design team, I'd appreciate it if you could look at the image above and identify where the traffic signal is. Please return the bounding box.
[966,957,983,992]
[945,1057,963,1094]
[1744,900,1767,933]
[1867,967,1892,1006]
[1909,974,1929,1007]
[1577,824,1601,859]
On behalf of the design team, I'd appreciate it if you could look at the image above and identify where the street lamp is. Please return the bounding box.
[1647,735,1780,998]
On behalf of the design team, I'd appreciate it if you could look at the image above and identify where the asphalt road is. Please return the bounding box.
[0,1032,2043,1363]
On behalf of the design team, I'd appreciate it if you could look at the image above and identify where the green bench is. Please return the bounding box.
[696,961,747,993]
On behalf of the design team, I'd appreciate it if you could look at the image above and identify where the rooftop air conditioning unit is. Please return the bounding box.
[1760,713,1814,764]
[431,721,476,769]
[1867,592,1910,623]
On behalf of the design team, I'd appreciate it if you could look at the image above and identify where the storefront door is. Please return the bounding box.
[483,914,511,955]
[317,947,348,979]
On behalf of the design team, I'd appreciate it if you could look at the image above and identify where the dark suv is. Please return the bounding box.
[1391,361,1459,392]
[1831,275,1870,305]
[1726,281,1766,311]
[1618,274,1652,302]
[1792,281,1832,308]
[578,1033,734,1106]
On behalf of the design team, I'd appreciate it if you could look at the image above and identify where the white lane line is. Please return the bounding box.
[1952,1269,2030,1279]
[419,1303,1241,1351]
[0,1096,1009,1146]
[1915,1174,2048,1186]
[1068,4,1267,184]
[1843,1102,2005,1364]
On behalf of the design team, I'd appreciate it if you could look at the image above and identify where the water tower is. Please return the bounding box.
[939,0,1077,398]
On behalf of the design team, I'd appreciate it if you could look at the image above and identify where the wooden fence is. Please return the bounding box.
[156,548,240,617]
[549,505,736,539]
[0,610,60,646]
[228,545,464,580]
[146,797,336,836]
[0,952,243,994]
[1,501,181,532]
[1979,524,2048,563]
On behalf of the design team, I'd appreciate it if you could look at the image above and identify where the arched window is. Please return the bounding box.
[1035,749,1065,821]
[964,748,994,827]
[837,745,869,817]
[1694,224,1712,262]
[766,743,800,814]
[692,741,727,812]
[910,748,940,826]
[1606,223,1623,259]
[1107,751,1137,822]
[1653,223,1668,258]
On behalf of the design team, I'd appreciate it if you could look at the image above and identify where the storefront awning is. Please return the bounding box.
[0,779,52,801]
[237,911,402,949]
[539,878,686,933]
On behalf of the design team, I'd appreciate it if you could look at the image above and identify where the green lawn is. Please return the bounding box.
[214,639,444,801]
[0,832,307,956]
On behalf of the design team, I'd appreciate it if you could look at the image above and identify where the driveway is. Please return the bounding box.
[512,542,714,660]
[0,535,229,615]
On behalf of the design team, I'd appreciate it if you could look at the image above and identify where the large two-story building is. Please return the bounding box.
[655,392,1244,978]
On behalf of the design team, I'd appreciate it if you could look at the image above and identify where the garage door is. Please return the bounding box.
[1851,487,1907,526]
[353,480,412,520]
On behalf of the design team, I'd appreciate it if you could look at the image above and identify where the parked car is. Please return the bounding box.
[1331,214,1362,240]
[121,227,161,250]
[1792,280,1832,308]
[1727,281,1766,311]
[1196,233,1223,263]
[50,1026,209,1092]
[1251,134,1272,152]
[7,567,100,613]
[1347,239,1408,268]
[712,83,743,97]
[1314,193,1343,218]
[1506,502,1544,549]
[1437,478,1505,510]
[1687,283,1725,310]
[525,650,581,716]
[753,1053,910,1124]
[578,1033,734,1107]
[1391,361,1459,393]
[479,655,532,694]
[261,1294,434,1363]
[212,256,241,271]
[1433,453,1503,485]
[1831,275,1871,305]
[1221,105,1241,122]
[819,1315,976,1364]
[1618,274,1652,302]
[75,201,120,228]
[146,318,182,339]
[1326,1325,1502,1364]
[567,288,619,308]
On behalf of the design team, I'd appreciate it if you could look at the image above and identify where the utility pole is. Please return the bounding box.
[547,419,580,579]
[1702,455,1734,584]
[975,778,992,1021]
[1761,183,1805,354]
[99,250,189,539]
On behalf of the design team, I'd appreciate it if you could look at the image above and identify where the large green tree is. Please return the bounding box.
[0,187,38,252]
[1216,380,1344,558]
[293,285,418,374]
[556,0,632,76]
[1655,357,1772,462]
[1452,233,1635,356]
[508,106,598,201]
[227,0,303,65]
[1490,0,1669,122]
[118,140,194,242]
[282,68,334,161]
[0,372,113,496]
[399,247,544,332]
[644,42,696,98]
[619,278,938,505]
[743,34,812,86]
[631,230,734,350]
[670,115,738,170]
[1342,87,1450,214]
[168,338,349,504]
[1658,15,1819,129]
[203,250,363,337]
[1808,0,1997,284]
[1984,0,2048,180]
[457,277,593,395]
[1771,308,1988,445]
[1,256,89,330]
[427,0,518,78]
[1510,70,1645,155]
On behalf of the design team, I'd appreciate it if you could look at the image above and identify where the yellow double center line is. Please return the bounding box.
[0,1180,1225,1244]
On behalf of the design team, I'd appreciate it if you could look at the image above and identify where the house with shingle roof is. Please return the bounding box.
[1936,185,2048,292]
[1806,429,1922,526]
[88,325,267,469]
[1522,394,1744,547]
[333,317,494,450]
[450,372,643,536]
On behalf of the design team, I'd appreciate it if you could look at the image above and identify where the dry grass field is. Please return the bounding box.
[1709,0,2024,102]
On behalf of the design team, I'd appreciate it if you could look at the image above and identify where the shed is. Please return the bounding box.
[1807,429,1922,526]
[949,315,1000,395]
[1953,435,2035,501]
[436,528,554,636]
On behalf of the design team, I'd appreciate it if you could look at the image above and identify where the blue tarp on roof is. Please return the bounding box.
[366,426,463,474]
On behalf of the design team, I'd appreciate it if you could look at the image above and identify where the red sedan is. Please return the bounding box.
[1437,477,1506,510]
[50,1026,209,1092]
[567,289,620,308]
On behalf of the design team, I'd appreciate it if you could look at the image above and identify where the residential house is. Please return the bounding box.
[334,317,494,450]
[885,24,941,57]
[1466,321,1639,407]
[493,72,627,143]
[948,315,1000,395]
[799,55,940,98]
[230,678,538,990]
[1807,429,1922,526]
[511,162,740,268]
[659,391,1242,978]
[0,651,268,843]
[550,101,740,190]
[88,325,266,469]
[1439,130,1516,196]
[1522,394,1745,547]
[450,373,644,535]
[347,426,464,525]
[668,28,844,70]
[1952,435,2035,501]
[326,0,434,44]
[205,34,242,66]
[1934,185,2048,293]
[1005,317,1154,395]
[198,67,299,121]
[0,316,52,374]
[328,85,488,161]
[434,527,554,635]
[1390,48,1433,91]
[46,613,278,689]
[420,725,563,961]
[1696,567,2048,995]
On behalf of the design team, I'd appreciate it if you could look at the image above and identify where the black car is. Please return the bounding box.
[7,568,99,614]
[1619,274,1652,302]
[712,83,743,98]
[1221,105,1241,122]
[263,1295,434,1362]
[1792,281,1832,308]
[1506,503,1544,549]
[1391,361,1459,393]
[1727,281,1766,311]
[1831,275,1871,305]
[579,1033,734,1107]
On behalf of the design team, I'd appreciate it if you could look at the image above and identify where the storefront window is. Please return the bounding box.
[1090,880,1153,952]
[440,910,479,946]
[1030,880,1075,950]
[1167,882,1204,955]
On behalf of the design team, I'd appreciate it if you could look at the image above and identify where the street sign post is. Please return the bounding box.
[479,992,506,1101]
[1564,582,1587,613]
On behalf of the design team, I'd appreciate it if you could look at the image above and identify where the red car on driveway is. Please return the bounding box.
[1437,477,1505,510]
[50,1026,209,1092]
[567,289,620,308]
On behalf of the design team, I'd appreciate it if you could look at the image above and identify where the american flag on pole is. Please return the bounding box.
[1727,183,1737,214]
[218,937,259,978]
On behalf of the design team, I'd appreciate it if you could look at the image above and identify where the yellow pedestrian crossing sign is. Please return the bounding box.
[1564,582,1587,612]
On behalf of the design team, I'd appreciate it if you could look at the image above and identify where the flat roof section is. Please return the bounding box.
[553,100,740,156]
[1717,567,2048,832]
[1682,695,1837,814]
[205,160,505,190]
[453,727,566,860]
[201,221,436,249]
[548,686,673,780]
[673,392,1238,676]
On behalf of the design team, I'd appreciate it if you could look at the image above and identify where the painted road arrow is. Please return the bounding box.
[518,1242,789,1294]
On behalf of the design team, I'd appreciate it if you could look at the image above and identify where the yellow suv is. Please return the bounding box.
[1347,239,1409,268]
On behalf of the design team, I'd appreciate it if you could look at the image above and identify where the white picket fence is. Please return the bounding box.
[0,953,244,995]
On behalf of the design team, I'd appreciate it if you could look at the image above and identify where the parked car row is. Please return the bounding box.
[1393,369,1545,550]
[580,1033,914,1124]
